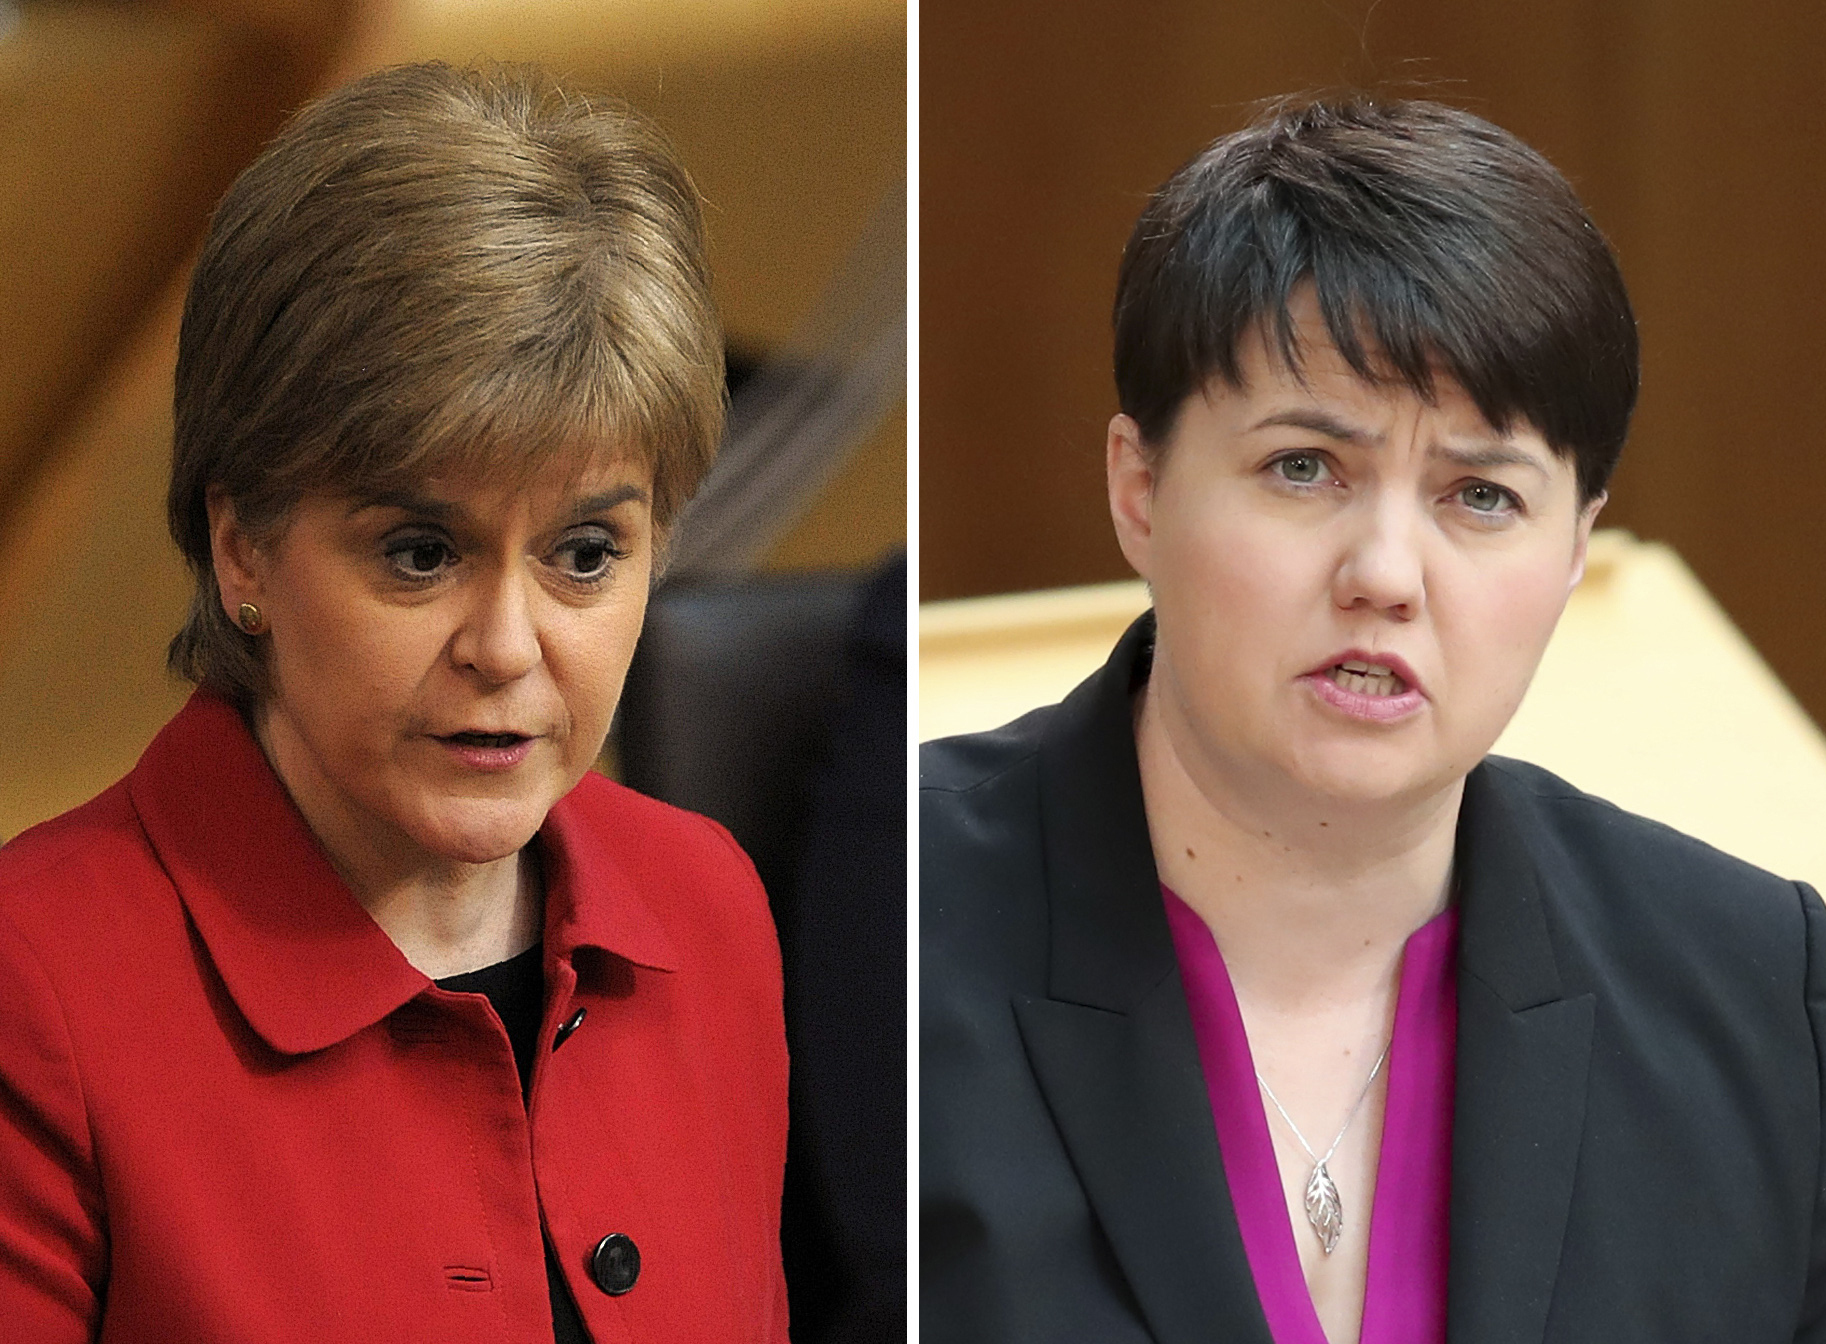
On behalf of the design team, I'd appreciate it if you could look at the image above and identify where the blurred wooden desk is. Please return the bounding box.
[919,531,1826,889]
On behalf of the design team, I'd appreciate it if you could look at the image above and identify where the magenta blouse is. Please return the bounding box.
[1163,889,1457,1344]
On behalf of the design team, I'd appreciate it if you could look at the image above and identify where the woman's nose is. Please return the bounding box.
[450,568,543,683]
[1332,496,1426,620]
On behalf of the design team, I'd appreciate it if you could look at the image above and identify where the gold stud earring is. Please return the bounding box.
[237,602,266,635]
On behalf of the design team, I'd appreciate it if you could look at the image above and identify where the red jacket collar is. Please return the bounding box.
[538,771,680,977]
[128,692,675,1056]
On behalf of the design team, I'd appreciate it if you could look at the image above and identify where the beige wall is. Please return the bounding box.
[919,0,1826,727]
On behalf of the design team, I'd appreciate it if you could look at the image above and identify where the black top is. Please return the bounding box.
[437,945,590,1344]
[437,943,544,1096]
[921,613,1826,1344]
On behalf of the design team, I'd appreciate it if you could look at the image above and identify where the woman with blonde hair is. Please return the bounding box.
[0,62,786,1343]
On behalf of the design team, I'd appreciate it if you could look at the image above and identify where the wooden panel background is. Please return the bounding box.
[919,0,1826,726]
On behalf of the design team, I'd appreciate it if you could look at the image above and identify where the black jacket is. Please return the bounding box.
[921,615,1826,1343]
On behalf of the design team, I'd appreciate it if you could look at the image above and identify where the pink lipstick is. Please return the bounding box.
[1298,650,1427,724]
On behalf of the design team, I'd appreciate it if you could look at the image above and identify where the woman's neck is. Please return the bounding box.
[355,848,543,980]
[1134,683,1459,1013]
[253,710,543,979]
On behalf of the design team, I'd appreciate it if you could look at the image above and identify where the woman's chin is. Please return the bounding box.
[405,799,549,867]
[1284,741,1467,813]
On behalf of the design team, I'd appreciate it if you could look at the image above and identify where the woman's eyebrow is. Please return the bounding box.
[1249,409,1552,477]
[343,484,650,522]
[349,490,455,520]
[567,484,650,519]
[1247,408,1370,442]
[1432,443,1550,476]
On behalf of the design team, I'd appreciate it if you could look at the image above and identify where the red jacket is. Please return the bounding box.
[0,692,789,1343]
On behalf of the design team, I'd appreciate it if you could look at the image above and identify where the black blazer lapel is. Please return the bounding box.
[1017,616,1275,1344]
[1016,985,1274,1344]
[1448,765,1596,1344]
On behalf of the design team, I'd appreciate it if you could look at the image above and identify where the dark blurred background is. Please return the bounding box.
[920,0,1826,726]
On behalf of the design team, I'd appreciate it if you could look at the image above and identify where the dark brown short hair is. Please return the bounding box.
[168,61,725,707]
[1113,97,1637,503]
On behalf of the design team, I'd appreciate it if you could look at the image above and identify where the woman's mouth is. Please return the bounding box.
[445,732,528,749]
[436,731,536,770]
[1328,658,1407,697]
[1301,654,1427,723]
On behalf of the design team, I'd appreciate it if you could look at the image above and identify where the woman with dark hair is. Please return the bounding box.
[0,63,786,1343]
[922,99,1826,1344]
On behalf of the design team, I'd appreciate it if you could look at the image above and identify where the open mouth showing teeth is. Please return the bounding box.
[445,732,527,748]
[1327,659,1408,697]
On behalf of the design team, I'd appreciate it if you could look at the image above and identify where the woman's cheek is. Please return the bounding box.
[1450,568,1575,735]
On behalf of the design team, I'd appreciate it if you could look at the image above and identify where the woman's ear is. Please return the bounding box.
[205,487,267,619]
[1107,413,1158,581]
[1568,489,1608,592]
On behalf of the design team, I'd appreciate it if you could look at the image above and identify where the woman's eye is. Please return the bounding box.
[1273,453,1330,485]
[556,533,625,581]
[1458,482,1519,515]
[386,538,454,579]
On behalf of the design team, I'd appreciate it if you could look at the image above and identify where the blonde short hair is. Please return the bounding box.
[168,61,725,707]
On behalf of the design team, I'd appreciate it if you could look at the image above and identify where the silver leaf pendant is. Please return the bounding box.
[1304,1161,1343,1255]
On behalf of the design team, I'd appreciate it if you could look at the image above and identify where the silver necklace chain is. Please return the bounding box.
[1255,1041,1390,1257]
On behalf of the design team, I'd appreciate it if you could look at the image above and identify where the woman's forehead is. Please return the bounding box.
[375,435,654,495]
[311,442,653,523]
[1235,293,1421,394]
[1215,305,1545,447]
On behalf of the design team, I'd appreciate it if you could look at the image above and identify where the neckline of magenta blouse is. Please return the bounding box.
[1162,887,1458,1344]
